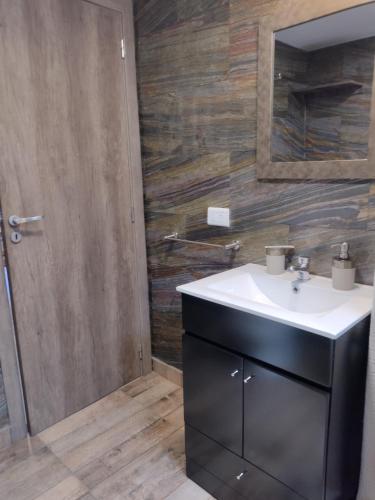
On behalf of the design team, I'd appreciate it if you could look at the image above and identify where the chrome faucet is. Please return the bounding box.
[288,256,311,293]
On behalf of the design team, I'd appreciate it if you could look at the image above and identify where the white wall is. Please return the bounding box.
[357,279,375,500]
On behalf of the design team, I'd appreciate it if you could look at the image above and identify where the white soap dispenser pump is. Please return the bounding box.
[331,242,355,291]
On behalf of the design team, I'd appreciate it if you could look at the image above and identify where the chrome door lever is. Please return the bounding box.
[9,215,44,227]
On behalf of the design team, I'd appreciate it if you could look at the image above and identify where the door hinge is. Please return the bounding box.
[138,344,143,361]
[121,38,126,59]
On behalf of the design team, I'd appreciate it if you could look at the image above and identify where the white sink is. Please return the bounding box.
[177,264,373,338]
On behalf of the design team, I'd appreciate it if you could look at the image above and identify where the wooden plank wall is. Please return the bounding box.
[134,0,375,369]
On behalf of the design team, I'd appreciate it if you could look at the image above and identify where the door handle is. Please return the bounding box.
[230,370,240,378]
[9,215,44,227]
[244,375,255,383]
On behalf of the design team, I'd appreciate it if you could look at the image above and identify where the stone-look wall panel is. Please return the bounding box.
[134,0,375,368]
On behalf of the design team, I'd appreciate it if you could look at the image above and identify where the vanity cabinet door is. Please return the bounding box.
[243,360,329,500]
[183,334,243,456]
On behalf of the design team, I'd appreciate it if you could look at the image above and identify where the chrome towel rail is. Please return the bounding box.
[163,232,241,251]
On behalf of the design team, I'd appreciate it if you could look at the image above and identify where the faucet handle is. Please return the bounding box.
[297,256,310,266]
[331,242,349,260]
[291,256,310,269]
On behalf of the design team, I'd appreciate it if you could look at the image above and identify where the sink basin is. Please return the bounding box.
[177,264,373,338]
[209,272,350,314]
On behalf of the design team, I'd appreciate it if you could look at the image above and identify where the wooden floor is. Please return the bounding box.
[0,372,214,500]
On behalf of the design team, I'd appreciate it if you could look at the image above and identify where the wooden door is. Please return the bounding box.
[183,335,243,456]
[0,0,147,434]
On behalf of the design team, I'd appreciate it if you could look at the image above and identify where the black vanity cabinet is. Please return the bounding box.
[182,295,370,500]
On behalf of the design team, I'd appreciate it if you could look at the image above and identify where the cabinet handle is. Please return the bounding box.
[236,471,248,481]
[230,370,239,377]
[244,375,255,383]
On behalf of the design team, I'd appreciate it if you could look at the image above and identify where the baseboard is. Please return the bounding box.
[152,357,183,387]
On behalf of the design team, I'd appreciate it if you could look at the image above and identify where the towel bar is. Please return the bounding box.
[163,232,241,251]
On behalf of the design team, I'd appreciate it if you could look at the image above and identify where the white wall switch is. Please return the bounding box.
[207,207,231,227]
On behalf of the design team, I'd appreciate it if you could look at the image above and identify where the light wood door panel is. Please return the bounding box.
[0,0,143,434]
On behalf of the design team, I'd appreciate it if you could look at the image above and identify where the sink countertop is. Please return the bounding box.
[176,264,373,339]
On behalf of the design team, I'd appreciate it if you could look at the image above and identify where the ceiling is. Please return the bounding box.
[276,2,375,51]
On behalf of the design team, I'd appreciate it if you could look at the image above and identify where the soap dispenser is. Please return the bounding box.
[331,242,355,291]
[265,245,295,275]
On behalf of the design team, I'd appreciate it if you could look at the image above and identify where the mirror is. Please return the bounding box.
[272,3,375,163]
[256,1,375,179]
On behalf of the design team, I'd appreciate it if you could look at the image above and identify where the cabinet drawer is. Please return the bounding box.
[187,460,243,500]
[186,426,304,500]
[182,294,334,387]
[183,334,243,456]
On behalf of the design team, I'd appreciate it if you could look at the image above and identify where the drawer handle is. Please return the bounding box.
[236,471,248,481]
[244,375,255,383]
[230,370,240,377]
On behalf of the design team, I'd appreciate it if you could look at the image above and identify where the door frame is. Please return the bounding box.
[109,0,152,375]
[0,0,151,443]
[0,250,27,442]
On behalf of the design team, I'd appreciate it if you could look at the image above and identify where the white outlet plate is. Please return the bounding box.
[207,207,231,227]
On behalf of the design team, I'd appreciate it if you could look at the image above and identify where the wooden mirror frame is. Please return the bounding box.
[256,0,375,179]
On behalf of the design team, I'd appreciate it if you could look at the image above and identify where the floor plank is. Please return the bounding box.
[120,371,163,398]
[0,435,45,475]
[165,479,215,499]
[0,372,205,500]
[55,405,164,471]
[50,379,182,471]
[127,378,181,409]
[76,405,184,489]
[34,476,88,500]
[91,428,186,500]
[0,445,63,489]
[38,390,133,445]
[45,396,143,459]
[0,447,69,500]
